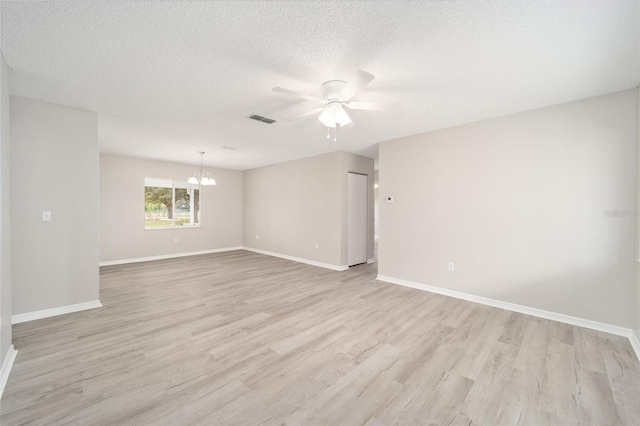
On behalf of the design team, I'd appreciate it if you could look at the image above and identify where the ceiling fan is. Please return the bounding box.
[273,70,392,131]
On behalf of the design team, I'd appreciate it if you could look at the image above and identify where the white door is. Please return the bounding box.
[348,172,368,266]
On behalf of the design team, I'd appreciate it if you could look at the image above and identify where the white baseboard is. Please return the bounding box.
[99,246,244,266]
[0,345,17,400]
[243,247,348,271]
[377,275,640,361]
[367,258,376,264]
[101,246,350,272]
[12,300,102,324]
[630,331,640,362]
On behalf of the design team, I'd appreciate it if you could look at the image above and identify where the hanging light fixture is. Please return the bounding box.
[318,101,352,128]
[318,101,352,142]
[188,151,216,186]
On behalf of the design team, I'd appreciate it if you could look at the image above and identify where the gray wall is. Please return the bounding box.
[339,151,375,264]
[636,86,640,339]
[11,97,99,315]
[243,151,374,268]
[0,53,11,363]
[100,154,243,262]
[374,170,379,239]
[243,151,343,266]
[379,89,637,328]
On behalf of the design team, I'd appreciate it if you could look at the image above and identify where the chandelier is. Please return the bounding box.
[187,151,216,186]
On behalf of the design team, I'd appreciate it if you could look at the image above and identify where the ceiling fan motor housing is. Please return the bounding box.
[321,80,347,101]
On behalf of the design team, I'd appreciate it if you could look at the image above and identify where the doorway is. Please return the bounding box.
[348,172,368,266]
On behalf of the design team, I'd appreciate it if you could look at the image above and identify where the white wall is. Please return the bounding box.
[11,97,99,315]
[0,52,11,364]
[243,151,374,268]
[100,154,243,262]
[379,89,637,328]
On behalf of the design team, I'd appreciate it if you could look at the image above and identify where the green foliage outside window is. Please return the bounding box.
[144,179,200,229]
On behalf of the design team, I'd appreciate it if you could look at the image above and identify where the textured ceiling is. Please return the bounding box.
[1,1,638,170]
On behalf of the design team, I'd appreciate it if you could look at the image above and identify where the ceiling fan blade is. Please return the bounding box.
[273,87,325,104]
[339,70,375,101]
[282,107,324,121]
[344,101,397,111]
[341,106,352,124]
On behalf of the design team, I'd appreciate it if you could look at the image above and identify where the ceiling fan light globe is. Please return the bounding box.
[333,105,352,126]
[318,109,336,128]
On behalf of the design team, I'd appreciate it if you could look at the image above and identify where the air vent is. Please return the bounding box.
[247,114,276,124]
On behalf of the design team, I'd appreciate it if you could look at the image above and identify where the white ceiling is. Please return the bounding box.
[1,1,638,170]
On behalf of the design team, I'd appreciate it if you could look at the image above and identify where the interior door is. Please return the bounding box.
[348,172,368,266]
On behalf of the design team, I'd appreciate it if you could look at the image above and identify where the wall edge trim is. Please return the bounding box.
[629,330,640,362]
[242,247,348,271]
[12,300,102,324]
[0,345,17,401]
[99,247,244,266]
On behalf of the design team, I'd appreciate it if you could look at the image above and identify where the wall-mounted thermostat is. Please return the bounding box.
[386,196,394,204]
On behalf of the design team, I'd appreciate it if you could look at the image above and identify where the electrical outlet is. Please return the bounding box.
[256,234,259,240]
[174,237,179,243]
[448,262,455,272]
[315,243,319,249]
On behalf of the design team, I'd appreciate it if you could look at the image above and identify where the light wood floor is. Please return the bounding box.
[2,250,639,425]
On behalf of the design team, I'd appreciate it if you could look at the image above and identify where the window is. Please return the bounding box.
[144,178,200,229]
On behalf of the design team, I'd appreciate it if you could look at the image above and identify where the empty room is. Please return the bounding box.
[0,1,639,425]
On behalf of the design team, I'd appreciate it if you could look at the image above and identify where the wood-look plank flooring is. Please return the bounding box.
[1,250,639,425]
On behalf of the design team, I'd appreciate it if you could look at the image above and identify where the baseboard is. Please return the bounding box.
[630,330,640,362]
[242,247,348,271]
[99,246,244,266]
[101,246,348,272]
[0,345,17,400]
[367,258,376,264]
[377,275,640,360]
[12,300,102,324]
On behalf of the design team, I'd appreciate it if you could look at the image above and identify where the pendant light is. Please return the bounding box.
[188,151,216,186]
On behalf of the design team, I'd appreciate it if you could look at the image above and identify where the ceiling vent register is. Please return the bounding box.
[247,114,276,124]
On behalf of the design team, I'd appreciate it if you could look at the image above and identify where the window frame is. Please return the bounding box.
[144,178,202,230]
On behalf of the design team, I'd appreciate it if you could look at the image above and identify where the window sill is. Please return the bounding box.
[144,225,202,231]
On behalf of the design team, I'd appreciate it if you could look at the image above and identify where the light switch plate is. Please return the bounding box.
[42,211,52,222]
